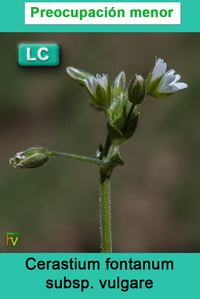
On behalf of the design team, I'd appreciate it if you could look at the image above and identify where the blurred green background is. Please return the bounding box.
[0,33,199,252]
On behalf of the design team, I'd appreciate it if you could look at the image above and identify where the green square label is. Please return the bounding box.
[18,44,60,66]
[5,232,20,247]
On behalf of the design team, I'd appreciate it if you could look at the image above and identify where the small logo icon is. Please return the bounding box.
[18,44,60,66]
[5,232,20,247]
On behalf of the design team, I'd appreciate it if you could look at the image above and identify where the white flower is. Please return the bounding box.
[66,65,111,107]
[84,74,108,95]
[147,58,188,98]
[84,74,111,107]
[66,66,91,86]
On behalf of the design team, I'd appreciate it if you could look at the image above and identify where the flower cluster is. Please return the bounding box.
[10,58,188,168]
[66,58,187,145]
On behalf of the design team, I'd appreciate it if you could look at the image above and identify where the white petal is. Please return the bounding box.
[173,74,181,82]
[151,58,167,81]
[163,75,176,85]
[172,82,188,90]
[168,85,179,92]
[66,66,83,77]
[158,75,175,92]
[85,76,97,94]
[158,85,173,93]
[101,74,108,89]
[166,69,175,75]
[96,74,101,79]
[114,71,126,89]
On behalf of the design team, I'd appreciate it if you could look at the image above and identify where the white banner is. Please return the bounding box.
[25,2,181,25]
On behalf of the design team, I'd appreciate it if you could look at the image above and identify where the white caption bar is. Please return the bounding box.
[25,2,181,25]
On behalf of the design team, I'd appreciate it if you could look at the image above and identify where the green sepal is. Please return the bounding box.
[109,98,126,130]
[95,83,111,107]
[146,74,163,96]
[122,113,140,140]
[149,91,174,98]
[107,121,123,144]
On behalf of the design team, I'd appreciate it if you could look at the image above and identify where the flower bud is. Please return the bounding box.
[108,94,129,130]
[121,112,140,141]
[66,66,91,87]
[84,74,111,107]
[128,74,146,105]
[9,147,50,169]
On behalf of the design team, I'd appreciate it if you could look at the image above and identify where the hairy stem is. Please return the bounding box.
[103,134,112,157]
[50,142,122,253]
[49,151,105,167]
[100,171,112,253]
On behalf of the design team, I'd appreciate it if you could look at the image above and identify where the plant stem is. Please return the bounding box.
[100,170,112,253]
[50,143,122,253]
[103,134,112,157]
[49,151,105,167]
